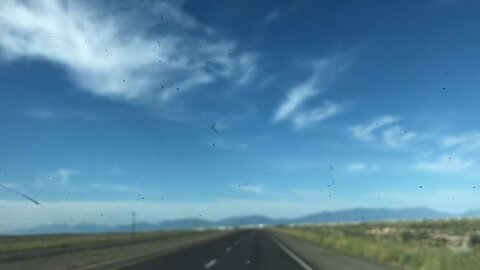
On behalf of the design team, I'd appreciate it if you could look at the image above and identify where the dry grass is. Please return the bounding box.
[0,230,215,255]
[276,219,480,270]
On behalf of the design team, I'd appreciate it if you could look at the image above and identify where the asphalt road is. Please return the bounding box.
[117,230,313,270]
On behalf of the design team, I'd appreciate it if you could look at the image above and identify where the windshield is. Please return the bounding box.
[1,0,479,270]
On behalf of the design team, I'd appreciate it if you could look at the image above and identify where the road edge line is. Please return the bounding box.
[270,233,315,270]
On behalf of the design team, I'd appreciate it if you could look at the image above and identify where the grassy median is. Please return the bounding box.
[276,219,480,270]
[0,230,219,255]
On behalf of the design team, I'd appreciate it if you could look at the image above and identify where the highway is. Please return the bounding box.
[117,230,314,270]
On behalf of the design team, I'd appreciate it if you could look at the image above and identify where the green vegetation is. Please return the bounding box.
[276,219,480,270]
[0,230,219,255]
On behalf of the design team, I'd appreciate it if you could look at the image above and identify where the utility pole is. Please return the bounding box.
[131,211,136,235]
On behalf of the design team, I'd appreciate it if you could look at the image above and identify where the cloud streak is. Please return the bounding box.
[88,182,141,193]
[231,184,265,194]
[349,115,398,142]
[414,155,475,173]
[274,55,351,128]
[345,162,379,172]
[349,115,417,148]
[382,126,417,148]
[24,108,59,120]
[34,168,78,187]
[440,133,480,152]
[0,0,255,103]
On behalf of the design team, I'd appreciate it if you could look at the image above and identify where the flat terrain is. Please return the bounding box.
[278,218,480,270]
[117,230,309,270]
[0,230,213,256]
[0,230,228,270]
[5,219,478,270]
[114,229,390,270]
[0,229,391,270]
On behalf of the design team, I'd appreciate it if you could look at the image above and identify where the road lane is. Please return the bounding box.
[116,230,311,270]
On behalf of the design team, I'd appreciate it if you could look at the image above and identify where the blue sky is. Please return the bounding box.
[1,0,480,232]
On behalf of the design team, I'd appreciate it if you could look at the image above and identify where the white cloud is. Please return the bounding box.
[440,133,480,152]
[349,115,417,149]
[55,169,78,184]
[291,101,344,129]
[88,182,140,193]
[274,55,351,128]
[34,168,78,186]
[349,115,398,142]
[0,0,255,103]
[24,108,59,120]
[24,108,99,121]
[382,125,417,148]
[231,184,265,194]
[414,155,475,173]
[263,10,281,23]
[345,162,378,172]
[274,77,318,121]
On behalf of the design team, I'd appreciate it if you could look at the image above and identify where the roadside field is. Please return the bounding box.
[0,230,222,256]
[0,230,230,270]
[276,219,480,270]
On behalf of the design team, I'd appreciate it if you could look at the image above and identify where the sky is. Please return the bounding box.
[1,0,480,232]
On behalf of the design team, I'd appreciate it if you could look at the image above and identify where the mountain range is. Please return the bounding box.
[13,207,477,235]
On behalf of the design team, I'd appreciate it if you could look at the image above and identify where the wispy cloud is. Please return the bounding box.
[349,115,398,142]
[345,162,379,172]
[349,115,417,148]
[440,133,480,152]
[24,108,99,121]
[0,0,255,103]
[24,108,59,120]
[382,125,417,148]
[88,182,141,193]
[290,101,344,128]
[414,155,475,173]
[263,10,281,24]
[231,184,265,194]
[55,169,78,185]
[34,168,78,187]
[409,132,480,173]
[274,54,351,129]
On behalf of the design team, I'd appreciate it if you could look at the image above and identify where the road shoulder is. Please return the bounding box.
[271,229,393,270]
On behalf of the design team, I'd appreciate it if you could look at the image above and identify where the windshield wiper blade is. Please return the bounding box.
[0,183,41,205]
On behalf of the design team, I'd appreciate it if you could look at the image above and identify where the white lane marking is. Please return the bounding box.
[204,259,218,269]
[245,259,251,264]
[271,235,314,270]
[225,246,232,253]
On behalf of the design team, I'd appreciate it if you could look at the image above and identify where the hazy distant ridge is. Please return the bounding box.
[14,207,460,235]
